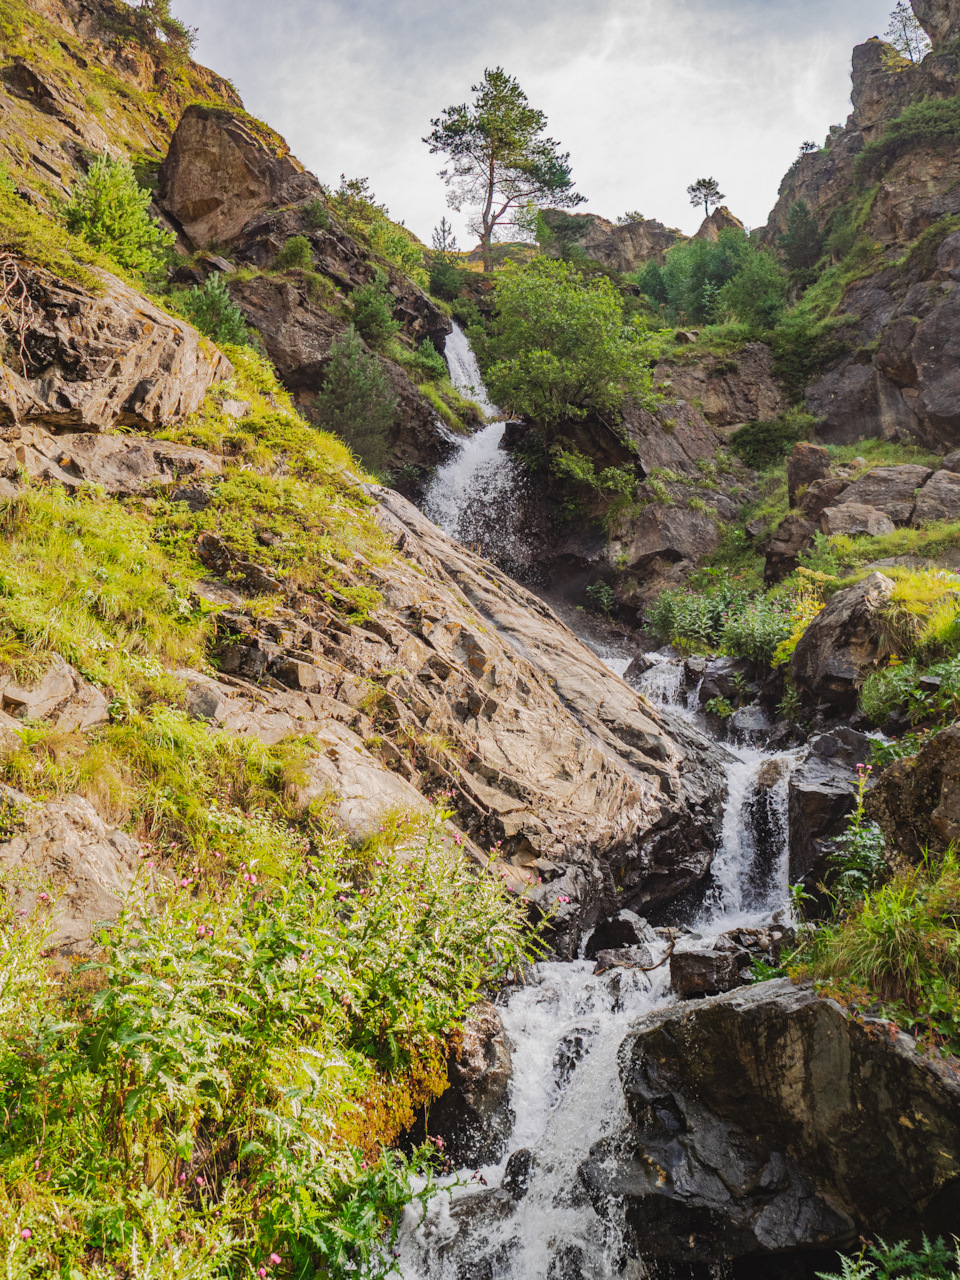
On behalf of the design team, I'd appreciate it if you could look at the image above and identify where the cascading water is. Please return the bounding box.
[404,327,804,1279]
[422,325,527,567]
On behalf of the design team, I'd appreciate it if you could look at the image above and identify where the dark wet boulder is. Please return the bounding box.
[615,979,960,1266]
[584,909,655,960]
[669,936,745,999]
[424,1001,514,1167]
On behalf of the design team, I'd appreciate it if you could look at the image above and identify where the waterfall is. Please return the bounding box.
[422,325,526,567]
[406,332,804,1280]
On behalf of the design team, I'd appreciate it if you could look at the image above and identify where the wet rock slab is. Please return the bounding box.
[616,978,960,1264]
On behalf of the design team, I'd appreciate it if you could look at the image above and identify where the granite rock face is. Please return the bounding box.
[0,260,230,433]
[0,793,144,955]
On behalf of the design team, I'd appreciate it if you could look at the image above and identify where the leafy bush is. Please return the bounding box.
[0,809,535,1278]
[481,257,663,427]
[585,580,615,613]
[860,653,960,725]
[274,234,313,270]
[62,154,175,275]
[729,412,814,469]
[351,270,401,349]
[721,593,793,664]
[654,228,751,324]
[717,244,788,329]
[314,325,396,472]
[648,582,792,663]
[771,312,854,403]
[305,198,330,230]
[857,98,960,184]
[428,255,468,301]
[174,272,250,346]
[409,337,447,382]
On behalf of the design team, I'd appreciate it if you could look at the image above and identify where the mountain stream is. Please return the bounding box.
[399,327,805,1279]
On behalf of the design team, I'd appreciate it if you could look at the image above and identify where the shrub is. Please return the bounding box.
[856,98,960,184]
[879,567,960,660]
[314,324,396,472]
[0,808,536,1277]
[274,234,313,270]
[633,259,668,306]
[482,257,663,427]
[729,412,814,469]
[657,228,751,324]
[351,270,401,349]
[409,337,447,382]
[717,245,788,329]
[797,845,960,1055]
[428,255,467,301]
[305,197,330,230]
[720,593,793,664]
[777,199,825,273]
[175,272,250,346]
[771,312,854,403]
[828,764,888,905]
[62,154,175,275]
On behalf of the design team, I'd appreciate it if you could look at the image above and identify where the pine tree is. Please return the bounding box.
[687,177,726,218]
[314,326,396,473]
[885,1,931,62]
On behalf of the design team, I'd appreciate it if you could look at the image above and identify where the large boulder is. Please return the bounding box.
[615,979,960,1265]
[0,653,108,732]
[865,723,960,860]
[0,794,143,955]
[820,503,896,537]
[836,466,933,524]
[787,442,831,507]
[226,275,447,469]
[185,487,732,953]
[0,260,230,433]
[790,572,895,706]
[912,469,960,524]
[788,730,871,891]
[799,477,850,522]
[764,513,816,583]
[540,209,680,272]
[159,103,320,247]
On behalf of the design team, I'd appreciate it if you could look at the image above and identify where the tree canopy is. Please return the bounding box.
[687,177,726,217]
[425,68,585,273]
[479,257,662,427]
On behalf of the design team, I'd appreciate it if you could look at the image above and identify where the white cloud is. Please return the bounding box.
[176,0,896,243]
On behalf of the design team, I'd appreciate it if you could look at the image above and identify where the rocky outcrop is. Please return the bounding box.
[0,792,143,955]
[865,722,960,860]
[655,343,786,430]
[0,259,230,433]
[913,0,960,46]
[0,653,109,731]
[790,572,895,706]
[788,729,870,892]
[539,210,681,271]
[0,425,222,496]
[836,464,933,522]
[615,979,960,1264]
[693,206,744,242]
[157,103,452,470]
[821,503,896,536]
[159,103,318,246]
[764,513,816,583]
[787,442,831,506]
[912,468,960,522]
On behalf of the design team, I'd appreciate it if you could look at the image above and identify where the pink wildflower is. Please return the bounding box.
[270,1255,282,1266]
[20,1229,30,1240]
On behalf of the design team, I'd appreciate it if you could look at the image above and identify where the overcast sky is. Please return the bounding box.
[175,0,897,244]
